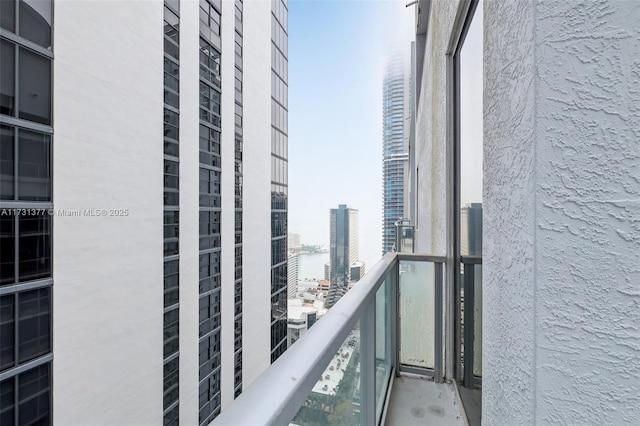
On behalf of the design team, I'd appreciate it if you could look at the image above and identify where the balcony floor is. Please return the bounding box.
[384,374,466,426]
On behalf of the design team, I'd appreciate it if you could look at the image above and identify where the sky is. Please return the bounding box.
[288,0,414,268]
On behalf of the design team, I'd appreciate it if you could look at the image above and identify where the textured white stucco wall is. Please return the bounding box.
[414,0,460,255]
[485,0,640,423]
[483,0,537,422]
[534,0,640,423]
[53,1,164,424]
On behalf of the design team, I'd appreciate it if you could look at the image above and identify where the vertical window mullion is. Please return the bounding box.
[14,43,19,119]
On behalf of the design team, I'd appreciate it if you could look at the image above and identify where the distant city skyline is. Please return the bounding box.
[288,0,414,269]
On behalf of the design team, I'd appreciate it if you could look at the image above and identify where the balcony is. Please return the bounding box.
[214,247,482,425]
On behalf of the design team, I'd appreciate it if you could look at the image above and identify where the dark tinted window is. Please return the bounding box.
[17,362,50,425]
[18,130,50,201]
[0,217,15,285]
[18,49,51,125]
[0,378,14,426]
[0,295,15,371]
[0,40,15,116]
[0,125,14,200]
[18,287,50,363]
[19,0,52,49]
[0,0,16,32]
[18,214,51,282]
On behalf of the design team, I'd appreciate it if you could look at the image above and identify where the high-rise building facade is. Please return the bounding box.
[382,52,410,254]
[0,0,285,424]
[287,252,298,300]
[327,205,359,307]
[0,1,53,425]
[270,0,289,363]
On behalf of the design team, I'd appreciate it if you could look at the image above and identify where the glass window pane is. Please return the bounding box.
[18,362,51,426]
[0,378,14,426]
[0,295,15,371]
[165,0,179,14]
[18,287,51,363]
[18,214,51,282]
[375,277,391,420]
[0,216,15,285]
[0,0,16,32]
[0,125,14,200]
[459,5,483,256]
[399,260,435,369]
[0,40,15,116]
[18,130,50,201]
[292,323,360,425]
[18,49,51,125]
[18,0,52,49]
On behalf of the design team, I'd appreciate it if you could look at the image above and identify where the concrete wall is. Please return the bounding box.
[413,0,460,255]
[483,0,537,422]
[241,0,273,392]
[485,0,640,423]
[53,1,164,424]
[179,0,200,423]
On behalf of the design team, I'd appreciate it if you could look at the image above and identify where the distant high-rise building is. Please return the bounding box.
[288,232,301,250]
[460,203,483,256]
[327,205,359,307]
[350,261,366,282]
[287,253,299,299]
[382,51,410,254]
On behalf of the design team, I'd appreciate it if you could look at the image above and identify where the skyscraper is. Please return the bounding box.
[287,253,298,300]
[382,51,410,254]
[326,205,359,307]
[270,0,289,363]
[0,0,286,424]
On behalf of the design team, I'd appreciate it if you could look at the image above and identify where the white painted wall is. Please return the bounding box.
[240,0,273,393]
[53,1,164,424]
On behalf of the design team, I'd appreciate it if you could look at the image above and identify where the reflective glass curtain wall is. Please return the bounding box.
[270,0,288,363]
[0,1,53,425]
[233,0,243,399]
[198,0,222,423]
[163,0,180,424]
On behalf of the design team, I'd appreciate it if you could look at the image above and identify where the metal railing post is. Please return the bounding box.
[434,262,444,383]
[390,257,399,376]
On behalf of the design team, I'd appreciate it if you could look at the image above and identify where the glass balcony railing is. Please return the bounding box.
[213,252,445,426]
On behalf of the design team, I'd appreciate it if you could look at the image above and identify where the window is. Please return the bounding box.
[18,214,51,282]
[19,0,53,49]
[199,39,221,88]
[1,41,52,125]
[453,0,483,388]
[0,295,15,371]
[18,129,51,201]
[16,362,50,424]
[18,48,51,125]
[0,40,15,116]
[18,287,51,363]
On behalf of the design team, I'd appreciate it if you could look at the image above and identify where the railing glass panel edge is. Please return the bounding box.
[213,253,445,426]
